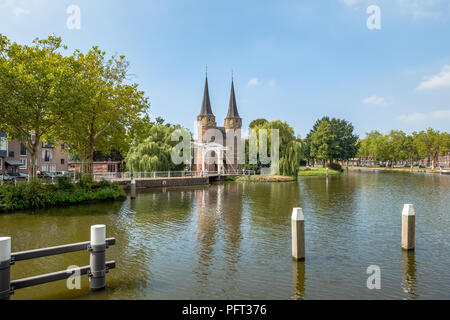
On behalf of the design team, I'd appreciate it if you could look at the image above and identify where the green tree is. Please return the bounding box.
[249,118,268,129]
[125,121,184,172]
[62,47,150,173]
[413,128,448,170]
[306,117,358,165]
[0,35,78,178]
[309,120,338,167]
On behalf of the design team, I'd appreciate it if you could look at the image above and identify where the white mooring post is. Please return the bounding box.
[130,178,136,199]
[0,237,11,300]
[402,204,415,250]
[292,208,305,261]
[89,225,107,291]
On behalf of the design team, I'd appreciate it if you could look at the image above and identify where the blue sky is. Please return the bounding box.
[1,0,450,138]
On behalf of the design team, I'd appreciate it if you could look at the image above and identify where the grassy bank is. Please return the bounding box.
[298,167,341,176]
[0,176,126,212]
[236,175,297,182]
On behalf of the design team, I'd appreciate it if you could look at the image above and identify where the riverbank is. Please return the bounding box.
[298,167,341,176]
[236,175,297,182]
[346,166,445,174]
[0,176,126,212]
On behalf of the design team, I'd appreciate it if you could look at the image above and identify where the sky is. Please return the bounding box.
[1,0,450,138]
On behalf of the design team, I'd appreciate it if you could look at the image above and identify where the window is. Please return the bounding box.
[0,136,7,151]
[19,158,27,170]
[42,149,52,162]
[107,164,116,173]
[0,158,2,170]
[42,165,48,172]
[9,151,14,158]
[61,158,65,165]
[50,165,56,173]
[20,143,27,156]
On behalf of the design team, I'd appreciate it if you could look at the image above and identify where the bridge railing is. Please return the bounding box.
[92,170,256,182]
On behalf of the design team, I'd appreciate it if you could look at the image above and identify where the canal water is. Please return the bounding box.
[0,171,449,300]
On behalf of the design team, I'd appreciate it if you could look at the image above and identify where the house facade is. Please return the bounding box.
[0,133,69,175]
[68,161,124,175]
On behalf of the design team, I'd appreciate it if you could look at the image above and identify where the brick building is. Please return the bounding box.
[68,161,124,175]
[0,133,69,175]
[195,74,242,172]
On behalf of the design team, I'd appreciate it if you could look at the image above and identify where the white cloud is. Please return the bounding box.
[362,95,392,106]
[416,65,450,90]
[0,0,31,17]
[247,78,260,87]
[397,109,450,124]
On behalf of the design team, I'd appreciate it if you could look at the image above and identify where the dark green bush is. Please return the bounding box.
[57,176,73,191]
[327,163,343,172]
[0,177,125,212]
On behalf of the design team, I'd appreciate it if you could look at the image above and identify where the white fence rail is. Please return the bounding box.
[91,170,256,182]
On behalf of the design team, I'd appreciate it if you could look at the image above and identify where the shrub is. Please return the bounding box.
[57,176,73,191]
[327,163,343,172]
[0,177,125,212]
[78,175,95,191]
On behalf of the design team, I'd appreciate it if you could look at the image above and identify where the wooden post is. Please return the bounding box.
[292,208,305,261]
[0,237,11,300]
[89,225,106,291]
[402,204,415,250]
[326,167,329,177]
[130,178,136,199]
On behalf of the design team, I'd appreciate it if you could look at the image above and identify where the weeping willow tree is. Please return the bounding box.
[246,119,304,177]
[125,121,185,172]
[280,140,303,176]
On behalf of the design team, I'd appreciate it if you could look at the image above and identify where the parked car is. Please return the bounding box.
[38,171,57,179]
[418,164,426,169]
[404,163,411,168]
[18,172,29,180]
[379,163,386,167]
[2,172,28,182]
[56,171,69,177]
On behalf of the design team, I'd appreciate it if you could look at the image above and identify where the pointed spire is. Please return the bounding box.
[226,76,240,119]
[199,68,214,116]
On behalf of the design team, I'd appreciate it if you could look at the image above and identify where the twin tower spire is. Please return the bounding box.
[199,72,241,119]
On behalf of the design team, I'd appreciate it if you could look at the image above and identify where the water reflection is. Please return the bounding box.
[1,172,449,299]
[402,250,418,300]
[292,261,305,300]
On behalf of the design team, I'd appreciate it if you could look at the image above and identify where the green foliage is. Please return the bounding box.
[125,120,185,172]
[305,117,359,163]
[0,35,77,178]
[358,128,449,169]
[298,168,341,176]
[0,178,125,212]
[0,34,150,176]
[327,163,342,171]
[57,176,74,191]
[246,120,304,177]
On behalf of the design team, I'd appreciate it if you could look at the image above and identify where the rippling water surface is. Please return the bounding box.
[1,171,449,300]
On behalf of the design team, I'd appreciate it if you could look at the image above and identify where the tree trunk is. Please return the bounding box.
[29,151,37,179]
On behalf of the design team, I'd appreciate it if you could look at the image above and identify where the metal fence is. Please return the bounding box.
[91,170,256,182]
[0,225,116,300]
